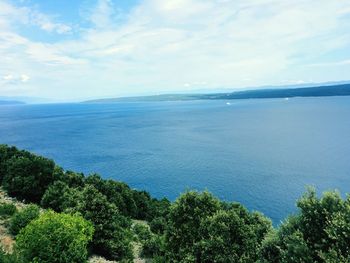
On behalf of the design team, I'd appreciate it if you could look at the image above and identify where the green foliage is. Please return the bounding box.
[5,145,350,263]
[85,174,138,218]
[165,191,221,260]
[148,198,171,221]
[72,185,133,261]
[2,155,56,203]
[41,181,70,212]
[198,208,271,263]
[10,204,40,235]
[0,203,17,217]
[133,223,152,243]
[0,145,31,182]
[60,170,85,188]
[150,216,167,234]
[15,211,94,263]
[259,189,350,263]
[0,247,22,263]
[164,191,272,262]
[142,234,166,259]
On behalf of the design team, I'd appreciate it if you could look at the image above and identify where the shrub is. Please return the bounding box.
[0,203,17,218]
[72,185,133,261]
[60,170,85,188]
[164,191,272,262]
[15,211,94,263]
[197,208,271,262]
[142,234,165,259]
[2,155,56,203]
[165,191,221,260]
[148,198,171,220]
[150,217,167,234]
[41,181,70,212]
[85,175,138,218]
[259,189,350,262]
[0,246,22,263]
[0,145,31,183]
[10,204,40,235]
[132,223,151,243]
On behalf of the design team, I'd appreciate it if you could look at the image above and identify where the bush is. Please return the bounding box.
[72,185,133,261]
[142,234,165,259]
[259,189,350,262]
[132,223,151,243]
[164,191,271,262]
[197,208,271,262]
[0,145,31,183]
[165,191,221,260]
[60,170,85,188]
[0,203,17,217]
[150,217,167,234]
[41,181,70,212]
[15,211,94,263]
[10,204,40,235]
[2,155,56,203]
[0,247,21,263]
[85,175,138,218]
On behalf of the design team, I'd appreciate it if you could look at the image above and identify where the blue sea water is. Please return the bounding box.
[0,97,350,223]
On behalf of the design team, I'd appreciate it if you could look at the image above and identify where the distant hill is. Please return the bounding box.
[0,100,25,105]
[0,96,55,104]
[202,83,350,100]
[84,83,350,103]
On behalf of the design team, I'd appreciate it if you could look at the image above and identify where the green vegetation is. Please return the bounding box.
[1,144,350,262]
[9,204,40,235]
[0,203,17,218]
[71,185,133,261]
[16,211,93,263]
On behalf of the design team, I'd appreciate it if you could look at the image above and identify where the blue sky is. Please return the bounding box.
[1,0,350,101]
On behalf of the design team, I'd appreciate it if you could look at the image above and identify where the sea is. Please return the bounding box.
[1,96,350,224]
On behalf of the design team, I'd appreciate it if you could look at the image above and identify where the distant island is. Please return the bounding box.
[84,83,350,103]
[0,100,25,105]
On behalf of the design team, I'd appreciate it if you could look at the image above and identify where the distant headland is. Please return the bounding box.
[84,83,350,103]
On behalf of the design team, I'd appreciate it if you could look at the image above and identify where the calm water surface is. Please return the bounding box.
[1,97,350,223]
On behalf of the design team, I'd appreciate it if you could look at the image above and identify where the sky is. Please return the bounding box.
[0,0,350,101]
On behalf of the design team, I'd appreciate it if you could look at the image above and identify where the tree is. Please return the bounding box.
[132,223,152,243]
[0,246,22,263]
[60,170,85,188]
[259,189,350,263]
[165,191,221,261]
[41,181,70,212]
[142,234,166,259]
[2,155,56,203]
[72,185,133,261]
[10,204,40,235]
[15,211,94,263]
[0,145,30,182]
[85,175,138,218]
[0,203,17,218]
[197,207,271,263]
[150,216,167,234]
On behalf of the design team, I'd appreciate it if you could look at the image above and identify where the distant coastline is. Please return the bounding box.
[0,100,25,105]
[84,83,350,103]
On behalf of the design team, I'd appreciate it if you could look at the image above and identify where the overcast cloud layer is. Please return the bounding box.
[1,0,350,101]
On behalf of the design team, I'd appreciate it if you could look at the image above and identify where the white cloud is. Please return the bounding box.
[3,74,13,80]
[0,0,350,100]
[1,73,30,86]
[307,59,350,67]
[0,0,71,34]
[20,74,29,82]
